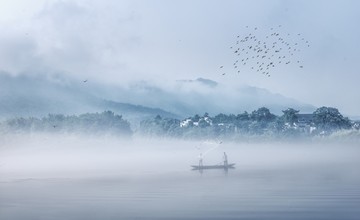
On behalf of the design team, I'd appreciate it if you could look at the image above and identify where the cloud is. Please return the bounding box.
[0,0,359,115]
[0,29,44,74]
[0,0,143,82]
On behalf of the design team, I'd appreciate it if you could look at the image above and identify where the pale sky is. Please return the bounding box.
[0,0,359,116]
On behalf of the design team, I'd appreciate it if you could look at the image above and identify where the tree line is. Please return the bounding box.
[0,107,358,139]
[0,111,132,136]
[139,106,356,139]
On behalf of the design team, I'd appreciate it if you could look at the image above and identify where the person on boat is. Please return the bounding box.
[198,153,203,167]
[223,152,228,166]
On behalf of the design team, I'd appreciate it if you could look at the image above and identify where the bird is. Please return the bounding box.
[220,66,224,68]
[223,26,307,77]
[83,80,88,83]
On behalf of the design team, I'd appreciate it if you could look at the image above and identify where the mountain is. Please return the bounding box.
[106,79,316,116]
[0,73,178,127]
[176,78,218,88]
[0,73,316,127]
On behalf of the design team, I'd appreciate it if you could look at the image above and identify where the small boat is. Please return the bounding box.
[191,163,235,170]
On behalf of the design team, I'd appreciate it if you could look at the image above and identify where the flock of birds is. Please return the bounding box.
[220,25,310,77]
[81,25,310,82]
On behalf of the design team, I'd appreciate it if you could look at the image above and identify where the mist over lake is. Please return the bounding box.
[1,135,359,220]
[1,0,360,219]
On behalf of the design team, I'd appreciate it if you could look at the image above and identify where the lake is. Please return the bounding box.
[1,135,359,220]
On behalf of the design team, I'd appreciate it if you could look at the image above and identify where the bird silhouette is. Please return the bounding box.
[223,25,308,77]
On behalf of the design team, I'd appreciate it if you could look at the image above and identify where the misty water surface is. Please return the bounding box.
[1,135,360,220]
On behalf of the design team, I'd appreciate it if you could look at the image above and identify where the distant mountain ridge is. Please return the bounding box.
[111,79,316,116]
[0,73,178,127]
[176,78,218,87]
[0,73,316,126]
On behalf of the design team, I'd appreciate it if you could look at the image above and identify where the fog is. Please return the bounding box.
[0,0,360,115]
[1,134,360,219]
[0,73,315,121]
[1,1,360,219]
[2,134,359,179]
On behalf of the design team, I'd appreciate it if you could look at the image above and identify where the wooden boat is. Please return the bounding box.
[191,163,235,170]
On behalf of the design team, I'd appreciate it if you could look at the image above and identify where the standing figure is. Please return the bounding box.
[198,153,203,168]
[223,152,228,167]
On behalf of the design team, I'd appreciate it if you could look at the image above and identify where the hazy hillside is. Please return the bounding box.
[0,73,316,125]
[0,73,177,127]
[105,78,316,116]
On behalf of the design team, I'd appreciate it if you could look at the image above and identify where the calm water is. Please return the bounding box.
[1,137,360,219]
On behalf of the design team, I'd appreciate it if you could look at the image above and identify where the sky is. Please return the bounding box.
[0,0,359,116]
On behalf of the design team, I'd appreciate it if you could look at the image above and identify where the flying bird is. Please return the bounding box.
[223,26,308,77]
